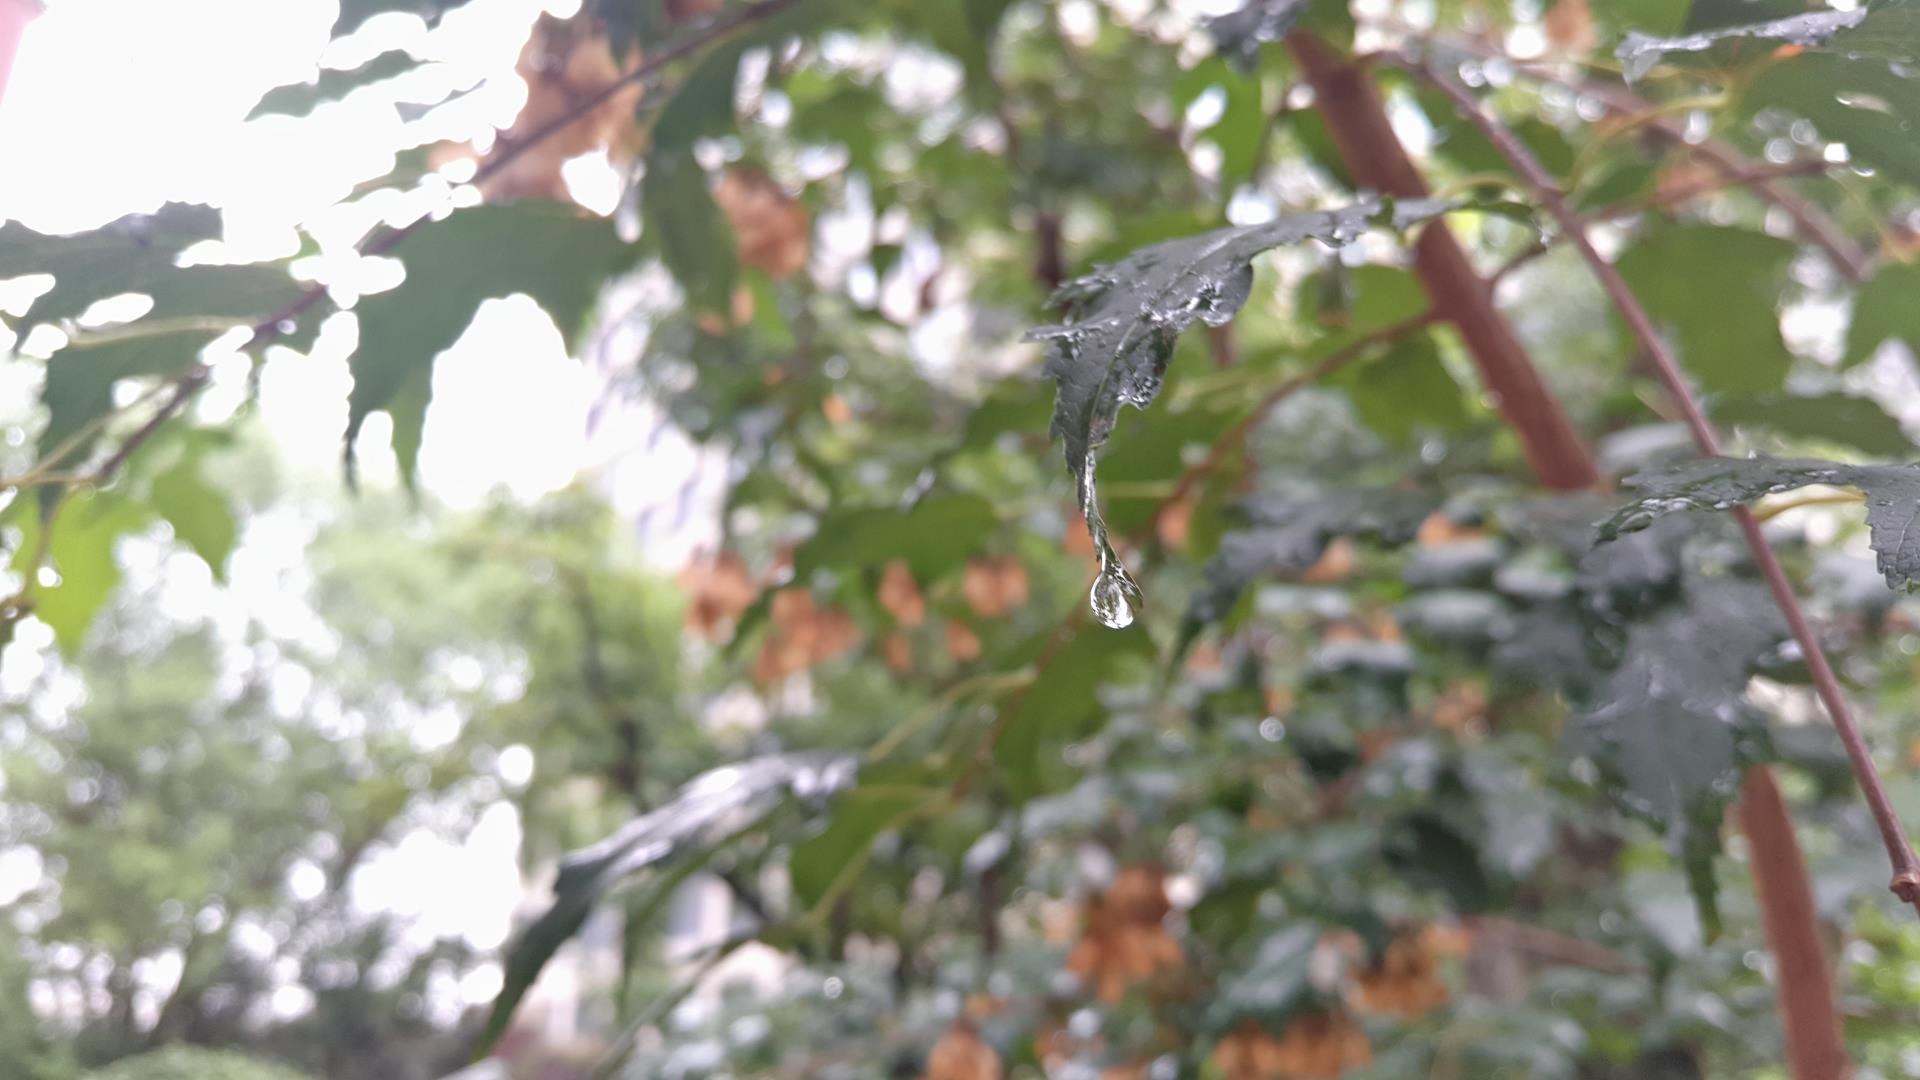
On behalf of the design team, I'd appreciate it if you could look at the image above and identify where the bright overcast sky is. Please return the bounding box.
[0,0,671,1005]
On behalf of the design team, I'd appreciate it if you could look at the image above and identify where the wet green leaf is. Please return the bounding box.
[1599,455,1920,589]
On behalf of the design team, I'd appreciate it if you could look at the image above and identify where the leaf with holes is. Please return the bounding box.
[0,206,306,463]
[1598,456,1920,590]
[344,203,636,485]
[1027,198,1450,627]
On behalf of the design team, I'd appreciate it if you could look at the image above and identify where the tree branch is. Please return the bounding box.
[1570,79,1872,283]
[1285,32,1599,492]
[1406,51,1876,1079]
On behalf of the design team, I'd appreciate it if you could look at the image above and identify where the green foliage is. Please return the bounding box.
[16,0,1920,1075]
[87,1048,312,1080]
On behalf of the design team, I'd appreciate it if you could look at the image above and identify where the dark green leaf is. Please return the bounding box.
[1599,455,1920,589]
[1846,262,1920,368]
[1715,391,1913,457]
[1187,486,1439,637]
[1745,54,1920,188]
[1572,577,1783,929]
[1383,809,1493,911]
[640,152,738,317]
[1028,198,1453,619]
[345,203,636,484]
[1206,924,1318,1029]
[995,627,1154,801]
[789,784,942,911]
[1614,226,1794,394]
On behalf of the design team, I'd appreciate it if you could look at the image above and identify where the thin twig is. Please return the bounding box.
[1404,55,1920,917]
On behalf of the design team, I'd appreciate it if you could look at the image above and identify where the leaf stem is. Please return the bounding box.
[1402,53,1920,918]
[1752,490,1866,523]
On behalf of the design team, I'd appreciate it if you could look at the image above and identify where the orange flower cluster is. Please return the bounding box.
[714,168,811,279]
[678,552,756,641]
[457,16,644,203]
[1353,928,1452,1018]
[752,588,857,684]
[1066,866,1185,1002]
[962,557,1029,617]
[1211,1011,1371,1080]
[921,1022,1001,1080]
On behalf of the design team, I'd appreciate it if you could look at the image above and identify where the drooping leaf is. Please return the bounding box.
[1847,263,1920,368]
[481,752,856,1052]
[1715,392,1913,457]
[1027,198,1452,627]
[1613,226,1793,395]
[1572,576,1783,929]
[1616,7,1866,80]
[1598,455,1920,590]
[1207,0,1309,73]
[344,203,636,484]
[148,443,238,581]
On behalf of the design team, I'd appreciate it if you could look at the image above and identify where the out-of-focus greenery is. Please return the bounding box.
[7,0,1920,1078]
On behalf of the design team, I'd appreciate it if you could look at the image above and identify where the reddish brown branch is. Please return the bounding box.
[1285,33,1598,492]
[1409,52,1875,1078]
[1571,80,1871,282]
[1739,768,1850,1080]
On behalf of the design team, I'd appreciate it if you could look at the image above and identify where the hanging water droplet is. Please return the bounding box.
[1091,563,1141,629]
[1076,452,1145,629]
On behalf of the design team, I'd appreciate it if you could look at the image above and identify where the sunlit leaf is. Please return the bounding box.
[344,202,636,485]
